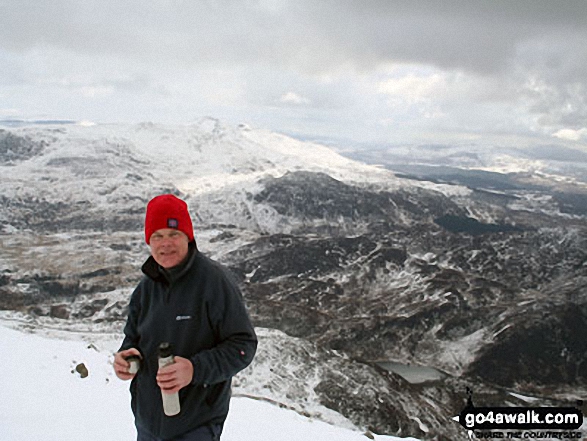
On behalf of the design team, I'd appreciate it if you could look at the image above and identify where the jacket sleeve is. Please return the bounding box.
[118,283,142,352]
[189,269,257,386]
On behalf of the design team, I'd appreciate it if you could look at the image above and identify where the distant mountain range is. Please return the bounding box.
[1,119,586,440]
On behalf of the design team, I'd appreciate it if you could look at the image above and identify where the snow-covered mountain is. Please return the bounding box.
[1,119,586,440]
[0,118,393,231]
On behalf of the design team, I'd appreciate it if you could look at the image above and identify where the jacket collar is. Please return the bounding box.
[142,241,198,284]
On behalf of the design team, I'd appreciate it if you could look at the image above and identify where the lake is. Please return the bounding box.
[377,361,446,384]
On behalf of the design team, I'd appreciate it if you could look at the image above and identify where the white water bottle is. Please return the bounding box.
[158,342,181,416]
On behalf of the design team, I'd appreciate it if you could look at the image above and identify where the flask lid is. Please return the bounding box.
[158,342,173,358]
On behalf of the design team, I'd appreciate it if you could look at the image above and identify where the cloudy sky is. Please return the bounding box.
[1,0,587,149]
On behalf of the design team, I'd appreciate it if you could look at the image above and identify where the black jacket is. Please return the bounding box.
[119,243,257,439]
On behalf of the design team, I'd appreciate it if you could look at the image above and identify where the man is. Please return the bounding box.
[114,194,257,441]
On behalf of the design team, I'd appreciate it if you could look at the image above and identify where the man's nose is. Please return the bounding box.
[159,236,174,245]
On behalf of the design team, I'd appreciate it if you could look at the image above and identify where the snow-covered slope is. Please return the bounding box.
[1,118,395,195]
[0,323,419,441]
[0,119,399,235]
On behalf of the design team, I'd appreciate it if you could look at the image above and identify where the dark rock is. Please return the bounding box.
[434,214,521,235]
[80,268,114,279]
[75,363,89,378]
[50,304,70,319]
[467,303,587,388]
[209,231,235,242]
[72,299,108,319]
[0,130,47,164]
[254,171,466,231]
[103,300,129,319]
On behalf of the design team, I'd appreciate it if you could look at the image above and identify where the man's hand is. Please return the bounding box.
[156,356,194,394]
[114,348,141,381]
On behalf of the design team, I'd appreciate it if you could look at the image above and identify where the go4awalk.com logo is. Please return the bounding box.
[453,388,585,439]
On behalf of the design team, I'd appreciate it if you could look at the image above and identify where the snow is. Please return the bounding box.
[0,120,406,236]
[507,391,541,403]
[0,323,419,441]
[2,120,395,196]
[436,329,487,376]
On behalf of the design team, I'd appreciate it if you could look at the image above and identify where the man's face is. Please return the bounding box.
[149,229,189,269]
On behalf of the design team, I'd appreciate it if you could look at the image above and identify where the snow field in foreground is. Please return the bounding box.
[0,324,419,441]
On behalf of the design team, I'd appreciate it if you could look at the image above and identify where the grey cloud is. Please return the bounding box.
[2,0,586,74]
[2,0,587,140]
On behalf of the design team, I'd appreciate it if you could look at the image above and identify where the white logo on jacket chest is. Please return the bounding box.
[176,315,192,321]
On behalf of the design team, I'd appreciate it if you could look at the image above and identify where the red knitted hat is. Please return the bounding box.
[144,194,194,244]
